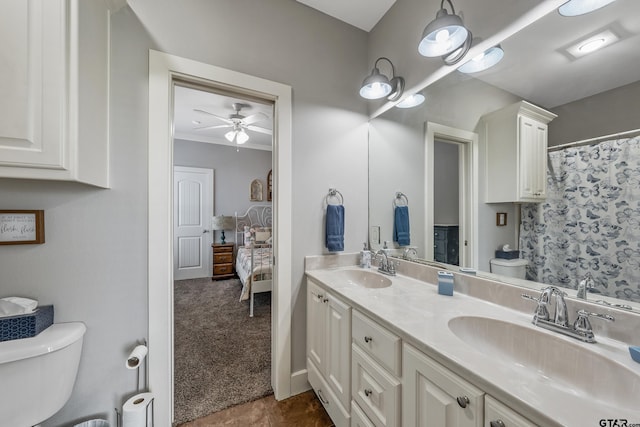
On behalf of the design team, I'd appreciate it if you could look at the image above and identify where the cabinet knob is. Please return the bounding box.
[364,336,373,343]
[323,298,329,303]
[364,389,373,397]
[202,229,210,233]
[490,420,506,427]
[456,396,470,408]
[317,294,323,299]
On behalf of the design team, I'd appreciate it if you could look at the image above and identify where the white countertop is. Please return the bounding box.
[306,265,640,427]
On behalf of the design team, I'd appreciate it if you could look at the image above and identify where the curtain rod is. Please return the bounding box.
[548,128,640,152]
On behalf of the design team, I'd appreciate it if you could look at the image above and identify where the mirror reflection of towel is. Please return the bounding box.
[326,204,345,252]
[394,205,410,246]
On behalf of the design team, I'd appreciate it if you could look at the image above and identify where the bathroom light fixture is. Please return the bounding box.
[418,0,471,60]
[225,124,250,144]
[458,44,504,73]
[396,93,425,109]
[558,0,617,17]
[565,29,619,58]
[359,57,405,101]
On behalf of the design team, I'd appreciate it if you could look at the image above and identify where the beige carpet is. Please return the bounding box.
[173,277,272,425]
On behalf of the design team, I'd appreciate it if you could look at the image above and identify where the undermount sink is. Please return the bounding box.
[331,268,392,288]
[448,316,640,409]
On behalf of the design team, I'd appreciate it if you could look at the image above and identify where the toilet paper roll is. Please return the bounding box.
[123,392,154,427]
[126,344,148,369]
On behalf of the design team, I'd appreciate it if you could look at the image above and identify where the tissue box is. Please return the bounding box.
[495,250,520,260]
[0,305,54,342]
[437,271,454,296]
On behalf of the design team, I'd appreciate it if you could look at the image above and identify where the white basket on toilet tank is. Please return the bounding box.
[0,322,86,426]
[489,258,528,279]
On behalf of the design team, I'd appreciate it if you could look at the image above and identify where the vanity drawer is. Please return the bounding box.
[351,401,376,427]
[214,252,233,264]
[352,343,401,427]
[308,357,350,427]
[213,264,233,275]
[352,310,401,376]
[485,395,537,427]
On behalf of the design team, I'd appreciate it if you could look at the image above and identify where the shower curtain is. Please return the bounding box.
[519,136,640,303]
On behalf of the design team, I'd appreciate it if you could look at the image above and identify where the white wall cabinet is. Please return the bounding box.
[0,0,110,187]
[483,101,556,203]
[307,278,352,427]
[403,343,484,427]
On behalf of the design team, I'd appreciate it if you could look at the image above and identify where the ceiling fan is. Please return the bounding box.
[193,102,272,144]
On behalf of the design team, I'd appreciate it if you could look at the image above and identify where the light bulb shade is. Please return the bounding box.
[458,45,504,73]
[224,130,236,142]
[396,93,425,109]
[211,215,235,231]
[558,0,617,16]
[359,67,393,99]
[418,9,469,57]
[236,130,249,144]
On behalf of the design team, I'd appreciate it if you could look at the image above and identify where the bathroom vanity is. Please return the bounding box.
[305,255,640,427]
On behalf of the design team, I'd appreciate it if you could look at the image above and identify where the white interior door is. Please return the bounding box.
[173,166,214,280]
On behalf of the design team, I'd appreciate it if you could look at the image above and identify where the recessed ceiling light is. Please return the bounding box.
[566,29,619,58]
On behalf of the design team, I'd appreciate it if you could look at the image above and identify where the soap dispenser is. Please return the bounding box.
[360,242,371,268]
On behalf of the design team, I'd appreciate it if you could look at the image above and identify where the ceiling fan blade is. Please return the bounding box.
[193,124,232,131]
[246,125,273,135]
[193,108,233,124]
[242,112,268,125]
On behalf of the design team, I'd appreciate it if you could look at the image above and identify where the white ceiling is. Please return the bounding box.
[295,0,396,32]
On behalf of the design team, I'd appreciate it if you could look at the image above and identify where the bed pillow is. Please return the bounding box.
[254,227,272,243]
[243,226,254,248]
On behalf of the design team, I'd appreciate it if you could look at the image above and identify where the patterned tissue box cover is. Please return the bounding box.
[0,305,54,342]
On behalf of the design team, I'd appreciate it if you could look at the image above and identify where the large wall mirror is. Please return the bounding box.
[368,0,640,310]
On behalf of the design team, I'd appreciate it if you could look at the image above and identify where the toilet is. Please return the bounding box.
[0,322,86,427]
[489,258,528,279]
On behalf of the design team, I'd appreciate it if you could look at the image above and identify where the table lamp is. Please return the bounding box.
[211,215,234,244]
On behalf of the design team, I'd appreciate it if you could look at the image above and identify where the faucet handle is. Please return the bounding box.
[522,293,550,321]
[573,309,615,339]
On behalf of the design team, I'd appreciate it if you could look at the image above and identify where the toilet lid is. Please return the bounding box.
[490,258,528,267]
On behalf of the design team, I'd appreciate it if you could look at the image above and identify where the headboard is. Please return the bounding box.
[235,205,273,245]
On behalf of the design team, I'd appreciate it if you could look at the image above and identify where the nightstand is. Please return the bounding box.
[212,243,235,280]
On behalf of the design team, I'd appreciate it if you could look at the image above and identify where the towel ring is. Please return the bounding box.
[393,192,409,208]
[326,188,344,205]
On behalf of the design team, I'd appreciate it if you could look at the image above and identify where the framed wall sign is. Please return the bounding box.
[250,179,263,202]
[0,210,45,245]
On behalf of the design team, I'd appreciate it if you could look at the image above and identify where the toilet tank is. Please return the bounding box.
[0,322,86,427]
[490,258,528,279]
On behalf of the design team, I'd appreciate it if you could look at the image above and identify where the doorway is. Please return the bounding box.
[148,51,293,425]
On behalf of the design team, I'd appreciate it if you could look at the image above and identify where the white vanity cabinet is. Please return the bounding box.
[0,0,110,187]
[483,101,556,203]
[307,278,352,427]
[351,310,402,427]
[484,396,537,427]
[402,343,484,427]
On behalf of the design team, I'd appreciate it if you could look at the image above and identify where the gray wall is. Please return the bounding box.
[174,138,273,235]
[433,141,459,225]
[0,1,368,425]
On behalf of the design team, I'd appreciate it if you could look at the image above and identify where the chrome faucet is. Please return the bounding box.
[375,249,396,276]
[522,286,614,343]
[576,273,594,300]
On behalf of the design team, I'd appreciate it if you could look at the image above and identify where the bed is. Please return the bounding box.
[235,205,273,317]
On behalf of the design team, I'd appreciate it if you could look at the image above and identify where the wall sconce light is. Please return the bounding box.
[396,93,425,109]
[359,57,405,101]
[458,44,504,73]
[418,0,471,64]
[558,0,617,16]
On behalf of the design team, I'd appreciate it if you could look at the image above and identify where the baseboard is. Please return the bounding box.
[290,368,311,396]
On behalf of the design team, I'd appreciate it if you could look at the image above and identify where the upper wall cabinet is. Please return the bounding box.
[483,101,556,203]
[0,0,110,188]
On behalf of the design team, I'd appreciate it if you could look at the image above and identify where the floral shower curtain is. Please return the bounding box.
[519,136,640,303]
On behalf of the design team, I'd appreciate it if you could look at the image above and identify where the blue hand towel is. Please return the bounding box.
[393,205,410,246]
[326,204,345,252]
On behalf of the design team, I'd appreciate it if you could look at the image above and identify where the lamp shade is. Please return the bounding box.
[458,45,504,73]
[211,215,235,231]
[418,8,469,57]
[558,0,617,16]
[359,67,393,99]
[396,93,425,109]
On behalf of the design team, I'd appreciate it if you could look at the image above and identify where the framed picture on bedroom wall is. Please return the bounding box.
[250,179,263,201]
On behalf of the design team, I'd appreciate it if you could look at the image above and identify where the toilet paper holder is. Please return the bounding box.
[115,339,151,427]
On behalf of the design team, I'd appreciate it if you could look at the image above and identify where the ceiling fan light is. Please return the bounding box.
[418,8,469,57]
[236,130,250,145]
[224,130,236,142]
[558,0,617,16]
[360,67,393,99]
[458,45,504,73]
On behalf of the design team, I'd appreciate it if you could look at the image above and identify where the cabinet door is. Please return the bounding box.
[484,396,537,427]
[403,343,484,427]
[518,116,548,200]
[326,294,352,410]
[307,279,327,371]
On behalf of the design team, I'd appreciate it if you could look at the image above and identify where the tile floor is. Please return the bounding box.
[177,390,334,427]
